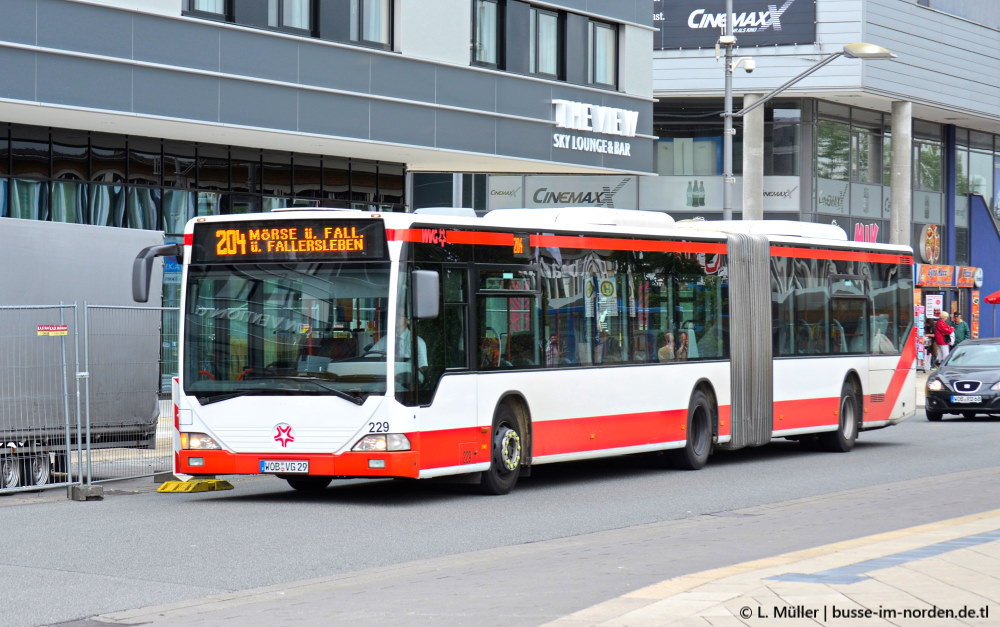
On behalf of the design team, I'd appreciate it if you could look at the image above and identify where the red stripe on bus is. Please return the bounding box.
[531,234,727,254]
[531,409,690,457]
[183,233,193,246]
[771,245,909,264]
[387,228,727,254]
[773,397,840,431]
[864,326,918,423]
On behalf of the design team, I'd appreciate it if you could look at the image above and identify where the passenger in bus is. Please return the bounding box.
[872,315,895,354]
[545,334,560,367]
[480,327,501,369]
[371,314,427,373]
[630,334,650,362]
[657,332,674,362]
[675,331,689,361]
[796,326,813,355]
[597,330,621,363]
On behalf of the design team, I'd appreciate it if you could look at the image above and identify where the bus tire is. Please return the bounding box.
[285,476,333,492]
[821,381,859,452]
[480,403,522,495]
[669,389,713,470]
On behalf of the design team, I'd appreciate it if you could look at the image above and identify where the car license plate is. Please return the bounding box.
[260,460,309,474]
[951,395,982,404]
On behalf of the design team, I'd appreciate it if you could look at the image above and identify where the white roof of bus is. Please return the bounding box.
[218,207,912,254]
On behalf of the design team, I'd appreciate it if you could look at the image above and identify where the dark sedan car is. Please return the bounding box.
[925,338,1000,421]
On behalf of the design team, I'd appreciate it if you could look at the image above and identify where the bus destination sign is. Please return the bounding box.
[192,219,387,263]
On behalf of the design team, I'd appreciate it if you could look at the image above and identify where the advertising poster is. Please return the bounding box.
[972,290,980,339]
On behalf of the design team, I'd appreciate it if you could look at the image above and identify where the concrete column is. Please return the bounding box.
[890,101,913,246]
[741,93,765,221]
[452,173,464,208]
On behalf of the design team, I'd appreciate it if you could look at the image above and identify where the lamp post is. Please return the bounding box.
[720,21,896,221]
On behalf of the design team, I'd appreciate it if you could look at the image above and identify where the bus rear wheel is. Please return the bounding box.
[284,476,332,492]
[821,381,859,452]
[480,403,522,495]
[669,389,713,470]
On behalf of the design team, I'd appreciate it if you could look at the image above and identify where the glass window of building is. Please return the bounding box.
[187,0,226,16]
[529,7,560,78]
[588,20,616,87]
[322,157,351,204]
[351,0,391,47]
[230,147,261,195]
[129,137,162,187]
[198,145,229,192]
[969,131,994,203]
[764,102,801,176]
[473,0,500,67]
[163,141,196,189]
[268,0,310,31]
[913,120,942,192]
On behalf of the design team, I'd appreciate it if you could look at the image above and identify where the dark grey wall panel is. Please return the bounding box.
[505,1,530,75]
[371,100,435,147]
[370,54,436,104]
[37,0,133,59]
[565,13,588,85]
[0,0,37,45]
[0,49,35,101]
[298,91,370,139]
[436,67,496,112]
[220,29,300,83]
[436,110,497,155]
[300,45,371,93]
[134,15,222,72]
[233,0,269,29]
[497,76,553,120]
[37,55,131,112]
[496,118,551,163]
[134,68,220,123]
[220,79,298,129]
[317,1,351,43]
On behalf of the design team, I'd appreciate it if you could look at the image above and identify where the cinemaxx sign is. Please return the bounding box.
[653,0,816,49]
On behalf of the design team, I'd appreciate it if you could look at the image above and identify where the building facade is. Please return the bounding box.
[0,0,655,236]
[649,0,1000,333]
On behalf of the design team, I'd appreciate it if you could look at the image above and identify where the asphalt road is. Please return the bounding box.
[2,410,999,626]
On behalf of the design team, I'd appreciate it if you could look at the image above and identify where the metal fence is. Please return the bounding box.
[0,304,178,495]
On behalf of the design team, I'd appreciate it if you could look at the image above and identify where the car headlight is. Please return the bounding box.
[926,379,945,392]
[352,433,411,452]
[991,382,1000,391]
[181,432,222,450]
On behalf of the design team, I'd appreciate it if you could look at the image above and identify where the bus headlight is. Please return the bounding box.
[181,432,222,450]
[926,379,944,392]
[353,434,411,452]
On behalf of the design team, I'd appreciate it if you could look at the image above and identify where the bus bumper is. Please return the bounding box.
[178,449,422,479]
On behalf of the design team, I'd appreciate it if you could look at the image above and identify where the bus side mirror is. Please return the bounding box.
[133,243,182,303]
[412,270,440,320]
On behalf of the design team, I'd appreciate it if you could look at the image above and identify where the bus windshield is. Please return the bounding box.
[183,262,391,404]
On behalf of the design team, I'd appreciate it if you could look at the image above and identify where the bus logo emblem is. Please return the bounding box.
[274,423,295,447]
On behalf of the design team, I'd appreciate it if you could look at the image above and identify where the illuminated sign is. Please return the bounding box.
[192,220,386,263]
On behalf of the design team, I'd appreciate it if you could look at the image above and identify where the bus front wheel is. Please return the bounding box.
[669,389,713,470]
[480,403,522,495]
[821,381,859,452]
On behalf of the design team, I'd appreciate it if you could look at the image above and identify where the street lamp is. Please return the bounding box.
[720,18,895,221]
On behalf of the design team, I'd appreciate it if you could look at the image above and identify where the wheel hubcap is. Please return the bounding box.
[2,458,20,489]
[29,455,49,486]
[494,426,521,472]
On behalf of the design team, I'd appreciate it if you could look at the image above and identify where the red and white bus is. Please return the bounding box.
[133,207,916,495]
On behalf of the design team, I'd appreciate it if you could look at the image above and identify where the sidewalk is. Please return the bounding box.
[547,508,1000,626]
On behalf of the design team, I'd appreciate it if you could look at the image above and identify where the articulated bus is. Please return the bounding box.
[133,207,916,495]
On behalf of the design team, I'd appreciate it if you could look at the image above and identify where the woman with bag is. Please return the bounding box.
[933,311,954,365]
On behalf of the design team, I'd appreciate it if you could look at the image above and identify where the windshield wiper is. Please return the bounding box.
[196,378,366,406]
